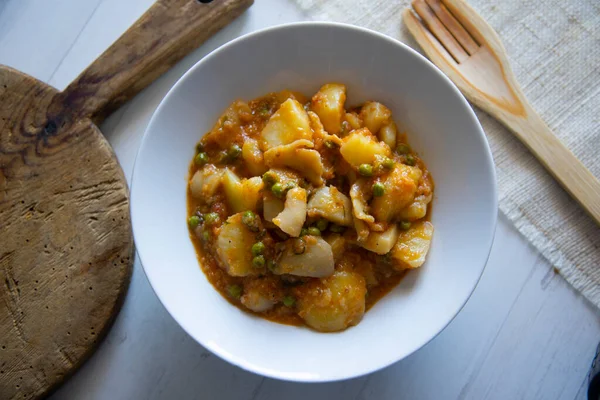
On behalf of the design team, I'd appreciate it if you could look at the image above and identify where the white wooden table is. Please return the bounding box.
[1,0,599,399]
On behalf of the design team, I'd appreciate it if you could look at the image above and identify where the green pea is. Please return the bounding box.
[271,183,284,198]
[228,144,242,160]
[283,295,296,307]
[308,226,321,236]
[262,171,277,186]
[404,154,416,166]
[242,211,259,232]
[267,260,277,272]
[400,221,411,230]
[252,255,265,268]
[204,212,220,225]
[396,143,411,155]
[242,211,255,223]
[372,182,385,197]
[358,163,373,177]
[194,152,208,166]
[316,219,329,231]
[382,157,395,169]
[188,215,201,229]
[195,143,204,152]
[330,224,345,233]
[227,284,242,299]
[202,230,210,241]
[300,228,309,237]
[251,241,265,256]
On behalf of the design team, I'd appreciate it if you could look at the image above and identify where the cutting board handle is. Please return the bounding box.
[59,0,253,122]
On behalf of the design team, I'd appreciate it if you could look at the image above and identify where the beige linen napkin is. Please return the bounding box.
[291,0,600,306]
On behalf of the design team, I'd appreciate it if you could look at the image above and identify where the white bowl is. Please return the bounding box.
[131,22,497,382]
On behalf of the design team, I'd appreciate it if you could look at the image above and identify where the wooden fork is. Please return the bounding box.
[403,0,600,225]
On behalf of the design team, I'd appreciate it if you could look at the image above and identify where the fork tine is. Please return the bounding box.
[411,0,469,63]
[402,9,458,65]
[424,0,479,55]
[440,0,486,45]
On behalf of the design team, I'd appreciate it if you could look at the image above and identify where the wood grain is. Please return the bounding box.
[0,66,134,400]
[0,0,253,398]
[403,0,600,225]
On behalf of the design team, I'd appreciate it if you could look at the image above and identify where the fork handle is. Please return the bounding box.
[501,106,600,224]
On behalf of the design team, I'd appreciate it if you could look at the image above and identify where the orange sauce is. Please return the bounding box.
[186,90,432,328]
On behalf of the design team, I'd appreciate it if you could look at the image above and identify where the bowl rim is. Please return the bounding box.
[130,20,498,382]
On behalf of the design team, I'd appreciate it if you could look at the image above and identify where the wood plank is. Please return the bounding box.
[17,0,596,398]
[48,0,155,91]
[461,257,600,399]
[0,0,103,84]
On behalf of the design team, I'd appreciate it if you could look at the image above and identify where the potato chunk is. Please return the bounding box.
[217,213,265,276]
[378,121,397,149]
[222,169,244,211]
[272,187,307,237]
[267,167,302,186]
[189,164,223,199]
[307,111,343,149]
[240,277,283,312]
[324,233,346,261]
[263,192,285,223]
[359,224,400,255]
[263,141,324,186]
[353,216,370,242]
[349,179,375,224]
[391,221,434,270]
[242,138,267,176]
[241,291,276,313]
[310,83,347,135]
[222,170,264,214]
[243,177,264,212]
[371,164,421,222]
[296,271,366,332]
[360,101,391,135]
[307,186,353,226]
[398,169,434,220]
[274,235,334,278]
[260,98,312,149]
[398,193,432,221]
[344,112,363,130]
[340,128,391,168]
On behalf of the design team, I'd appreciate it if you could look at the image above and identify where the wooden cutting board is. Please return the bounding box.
[0,0,252,398]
